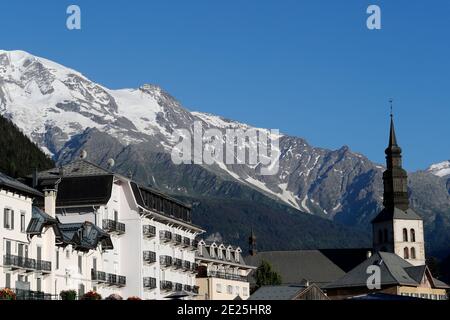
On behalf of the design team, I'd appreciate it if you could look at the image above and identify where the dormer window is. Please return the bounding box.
[226,249,231,260]
[218,249,223,259]
[210,247,215,258]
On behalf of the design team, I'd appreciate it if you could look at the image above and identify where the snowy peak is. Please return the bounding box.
[427,160,450,177]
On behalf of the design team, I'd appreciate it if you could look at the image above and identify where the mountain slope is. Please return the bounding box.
[0,114,54,177]
[0,49,449,256]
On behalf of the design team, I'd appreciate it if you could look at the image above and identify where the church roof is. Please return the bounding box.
[325,251,450,289]
[372,207,422,223]
[245,249,369,287]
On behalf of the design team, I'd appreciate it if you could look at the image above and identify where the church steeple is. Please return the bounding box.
[382,112,409,211]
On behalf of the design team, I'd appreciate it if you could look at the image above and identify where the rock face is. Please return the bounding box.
[1,49,449,256]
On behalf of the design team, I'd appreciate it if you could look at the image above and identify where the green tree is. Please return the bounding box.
[255,260,282,288]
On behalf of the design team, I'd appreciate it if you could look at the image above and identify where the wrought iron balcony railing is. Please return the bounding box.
[207,271,248,282]
[160,255,173,268]
[102,219,126,235]
[175,283,183,291]
[143,251,157,264]
[159,230,172,242]
[182,237,191,248]
[183,260,191,271]
[143,277,157,289]
[143,225,156,238]
[91,270,106,282]
[174,234,182,245]
[160,280,173,291]
[3,255,51,273]
[173,258,183,269]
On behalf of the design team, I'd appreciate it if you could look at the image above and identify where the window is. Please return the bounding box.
[227,285,233,294]
[410,247,416,259]
[78,255,83,273]
[403,228,408,242]
[5,273,11,288]
[216,284,222,293]
[36,278,42,292]
[56,249,60,269]
[210,247,215,258]
[218,249,223,259]
[404,247,409,259]
[410,229,416,242]
[3,208,14,229]
[20,212,26,233]
[93,257,97,272]
[66,250,70,259]
[243,287,248,296]
[235,286,240,296]
[235,252,240,263]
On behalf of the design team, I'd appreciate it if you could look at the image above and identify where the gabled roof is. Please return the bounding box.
[248,284,328,300]
[372,207,422,223]
[325,251,450,289]
[0,171,42,198]
[26,206,58,237]
[248,285,307,300]
[37,160,112,179]
[56,221,113,252]
[245,249,369,287]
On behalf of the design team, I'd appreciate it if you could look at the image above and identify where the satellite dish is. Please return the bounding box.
[80,150,88,159]
[107,158,115,169]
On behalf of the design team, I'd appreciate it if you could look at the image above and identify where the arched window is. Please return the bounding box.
[383,229,388,242]
[404,247,409,259]
[378,230,383,244]
[410,229,416,242]
[410,247,416,259]
[403,228,408,242]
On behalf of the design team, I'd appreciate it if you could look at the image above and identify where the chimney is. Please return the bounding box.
[366,250,372,259]
[44,189,57,217]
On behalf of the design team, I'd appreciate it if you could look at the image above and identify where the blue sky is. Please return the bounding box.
[1,0,449,170]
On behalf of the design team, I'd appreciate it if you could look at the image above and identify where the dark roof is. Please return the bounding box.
[326,251,450,289]
[350,293,423,300]
[37,160,111,179]
[248,285,307,300]
[26,206,58,236]
[372,207,422,223]
[0,171,43,197]
[57,221,113,252]
[245,249,368,287]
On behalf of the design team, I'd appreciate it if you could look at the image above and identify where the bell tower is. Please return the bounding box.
[372,106,425,266]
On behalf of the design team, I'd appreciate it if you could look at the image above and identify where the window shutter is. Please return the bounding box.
[3,208,6,228]
[11,210,14,229]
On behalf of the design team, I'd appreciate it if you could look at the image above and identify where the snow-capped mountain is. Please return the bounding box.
[1,50,449,256]
[428,161,450,178]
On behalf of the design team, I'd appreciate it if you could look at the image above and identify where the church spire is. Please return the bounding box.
[382,106,409,210]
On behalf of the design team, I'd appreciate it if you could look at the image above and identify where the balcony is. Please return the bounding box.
[91,270,106,283]
[106,273,126,287]
[160,255,173,269]
[191,263,198,274]
[143,251,156,264]
[190,239,199,251]
[207,271,248,282]
[174,234,182,246]
[3,255,51,274]
[143,225,156,239]
[173,258,183,269]
[174,283,183,291]
[183,284,192,292]
[159,230,172,243]
[143,277,157,290]
[3,288,55,300]
[160,280,173,291]
[183,260,191,272]
[102,219,126,235]
[192,286,199,294]
[36,260,52,274]
[182,237,191,248]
